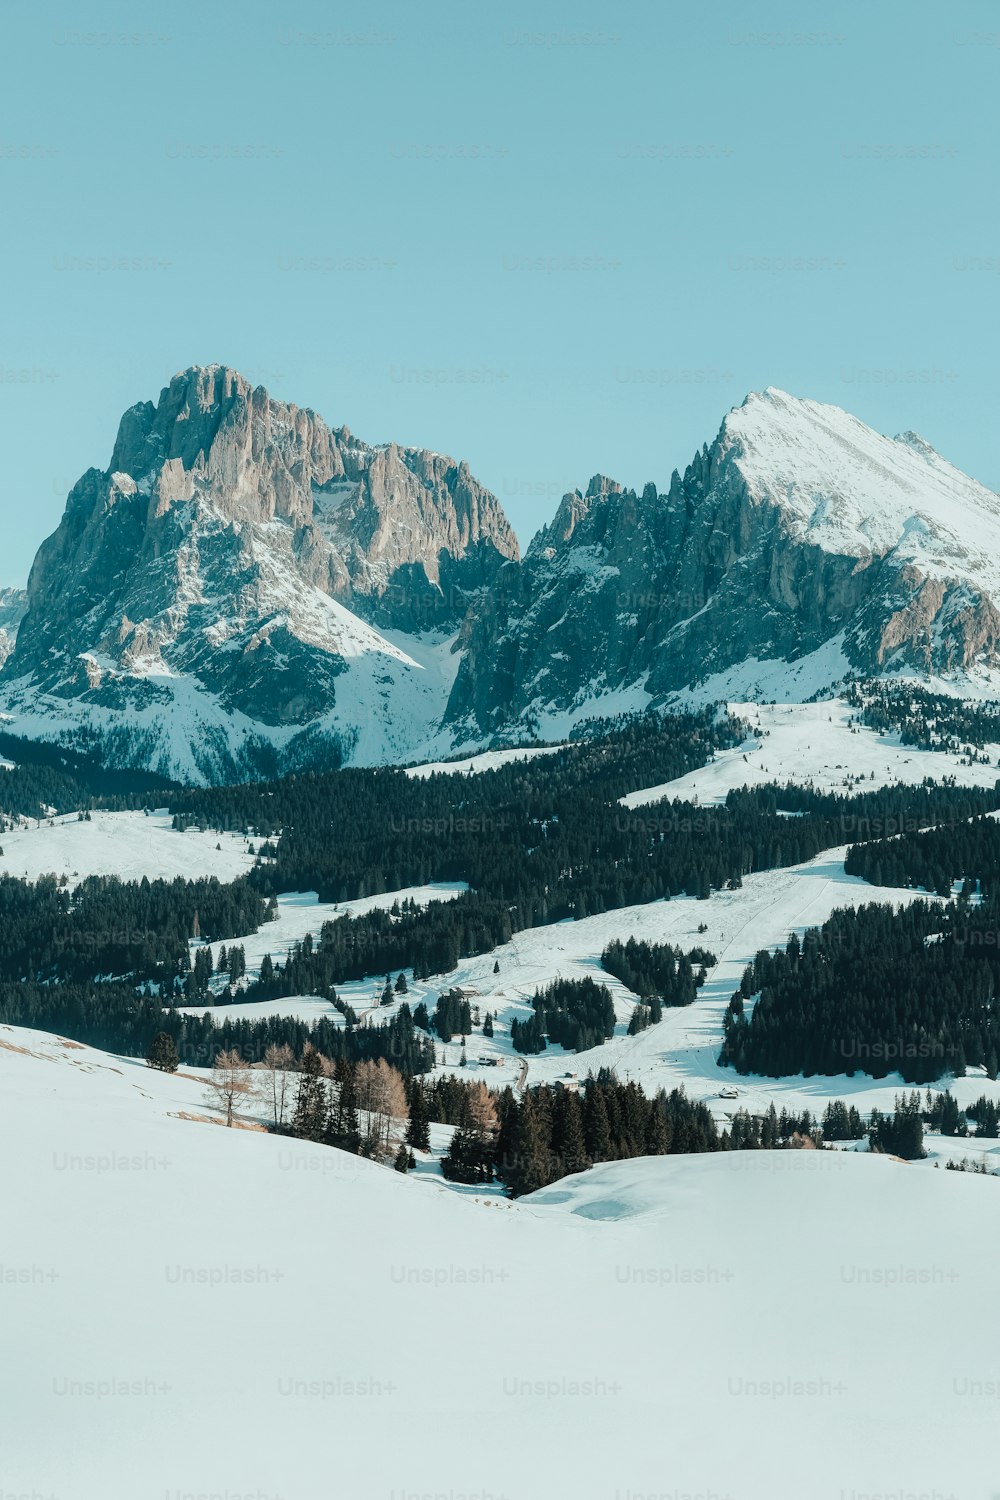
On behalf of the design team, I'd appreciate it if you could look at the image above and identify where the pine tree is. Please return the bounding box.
[506,1093,552,1197]
[644,1097,671,1154]
[405,1078,431,1151]
[552,1090,589,1176]
[146,1031,179,1073]
[584,1087,613,1162]
[331,1058,361,1151]
[291,1048,327,1143]
[229,945,246,984]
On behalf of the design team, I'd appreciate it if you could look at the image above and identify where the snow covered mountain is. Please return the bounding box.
[448,387,1000,739]
[4,374,1000,781]
[0,366,518,779]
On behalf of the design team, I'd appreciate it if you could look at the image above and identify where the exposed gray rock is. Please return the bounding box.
[447,389,1000,737]
[4,366,518,757]
[0,587,27,669]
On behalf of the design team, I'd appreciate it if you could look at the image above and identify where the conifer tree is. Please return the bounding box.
[505,1093,551,1197]
[552,1090,589,1176]
[405,1078,431,1151]
[584,1087,613,1162]
[291,1047,328,1143]
[146,1031,179,1073]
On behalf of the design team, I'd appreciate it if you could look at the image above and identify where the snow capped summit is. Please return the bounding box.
[720,386,1000,594]
[448,388,1000,741]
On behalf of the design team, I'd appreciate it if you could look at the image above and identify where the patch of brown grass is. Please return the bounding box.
[169,1110,267,1133]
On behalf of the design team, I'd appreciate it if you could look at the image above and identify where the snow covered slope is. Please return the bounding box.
[449,389,1000,739]
[621,697,1000,808]
[175,882,468,1011]
[404,743,565,778]
[2,1023,998,1500]
[729,387,1000,591]
[177,841,1000,1135]
[0,809,255,887]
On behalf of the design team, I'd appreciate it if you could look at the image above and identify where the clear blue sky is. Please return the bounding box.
[1,0,997,584]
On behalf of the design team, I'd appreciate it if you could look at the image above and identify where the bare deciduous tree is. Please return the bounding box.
[205,1048,255,1127]
[260,1042,296,1128]
[355,1058,409,1159]
[467,1080,498,1137]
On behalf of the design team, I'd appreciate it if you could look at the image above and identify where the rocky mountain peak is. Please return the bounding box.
[527,473,627,556]
[1,368,521,777]
[447,387,1000,742]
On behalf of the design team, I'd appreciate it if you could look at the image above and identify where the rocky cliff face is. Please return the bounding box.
[5,377,1000,782]
[0,588,27,669]
[3,366,517,777]
[446,388,1000,739]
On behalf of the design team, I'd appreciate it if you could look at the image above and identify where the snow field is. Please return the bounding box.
[621,697,1000,809]
[0,808,256,887]
[2,1024,999,1500]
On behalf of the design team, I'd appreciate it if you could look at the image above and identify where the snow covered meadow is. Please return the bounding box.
[0,808,256,886]
[2,1024,998,1500]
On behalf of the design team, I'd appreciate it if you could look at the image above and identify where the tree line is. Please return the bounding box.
[849,681,1000,758]
[719,896,1000,1084]
[844,814,1000,897]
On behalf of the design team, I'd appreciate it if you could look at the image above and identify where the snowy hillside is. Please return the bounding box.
[727,386,1000,591]
[2,1023,998,1500]
[0,615,464,784]
[0,809,255,887]
[622,697,1000,808]
[208,845,1000,1148]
